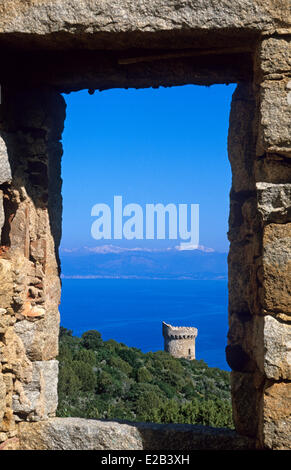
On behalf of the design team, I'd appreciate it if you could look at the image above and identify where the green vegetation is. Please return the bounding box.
[57,327,233,428]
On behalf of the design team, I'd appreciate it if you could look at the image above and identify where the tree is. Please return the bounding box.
[96,371,114,394]
[59,326,73,338]
[81,330,103,350]
[57,328,233,429]
[136,366,152,383]
[72,361,97,392]
[58,363,81,398]
[74,349,96,365]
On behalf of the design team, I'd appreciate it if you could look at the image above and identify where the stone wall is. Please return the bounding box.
[0,89,65,445]
[0,0,290,451]
[226,37,291,450]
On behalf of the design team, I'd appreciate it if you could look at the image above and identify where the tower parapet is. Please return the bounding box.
[162,322,198,360]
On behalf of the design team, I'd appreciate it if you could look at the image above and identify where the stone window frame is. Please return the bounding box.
[0,9,290,450]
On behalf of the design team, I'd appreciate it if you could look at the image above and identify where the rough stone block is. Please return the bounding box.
[227,312,256,373]
[227,83,256,192]
[18,417,255,450]
[0,308,14,334]
[263,381,291,450]
[257,182,291,223]
[12,360,58,421]
[0,437,19,450]
[228,236,261,316]
[0,373,6,423]
[9,204,30,255]
[0,136,11,185]
[230,372,262,438]
[0,259,13,310]
[0,409,16,434]
[259,37,291,76]
[250,315,291,380]
[14,310,59,361]
[257,79,291,156]
[255,155,291,185]
[1,326,32,383]
[0,190,4,235]
[2,373,13,395]
[227,311,291,380]
[0,0,286,45]
[261,223,291,314]
[261,316,291,380]
[4,91,65,134]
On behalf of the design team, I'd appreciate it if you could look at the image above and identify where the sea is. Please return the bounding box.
[59,279,230,371]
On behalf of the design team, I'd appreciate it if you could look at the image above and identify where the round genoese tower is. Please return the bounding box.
[162,322,198,360]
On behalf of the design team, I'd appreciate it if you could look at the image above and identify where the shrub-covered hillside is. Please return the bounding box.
[57,327,233,428]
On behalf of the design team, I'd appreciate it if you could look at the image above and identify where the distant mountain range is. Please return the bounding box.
[60,245,228,280]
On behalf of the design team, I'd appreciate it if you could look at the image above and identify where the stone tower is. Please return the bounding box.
[162,322,198,360]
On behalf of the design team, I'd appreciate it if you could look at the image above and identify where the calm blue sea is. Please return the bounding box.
[59,279,230,371]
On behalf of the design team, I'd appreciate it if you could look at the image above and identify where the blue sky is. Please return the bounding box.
[61,84,236,253]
